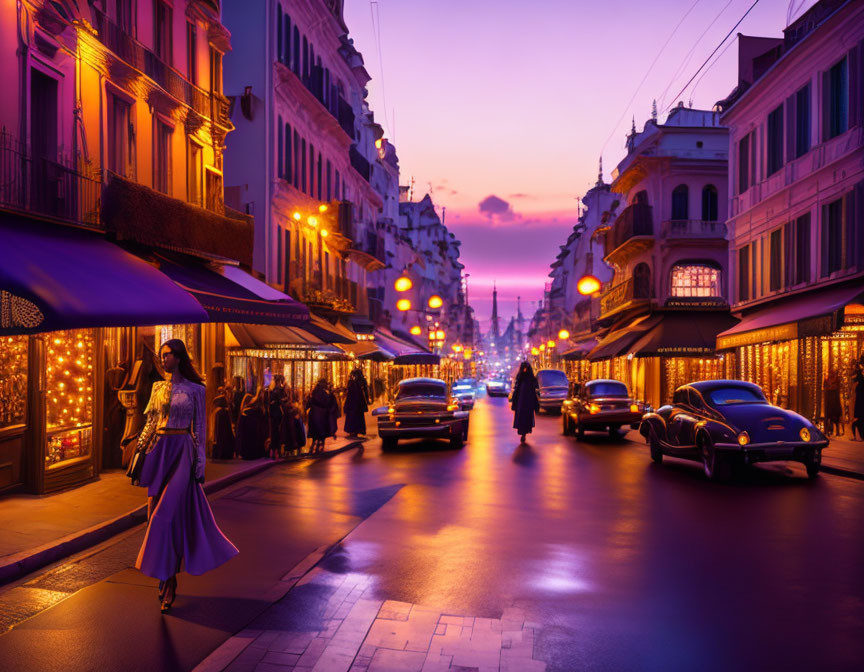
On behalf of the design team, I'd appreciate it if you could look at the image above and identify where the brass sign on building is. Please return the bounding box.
[716,321,798,350]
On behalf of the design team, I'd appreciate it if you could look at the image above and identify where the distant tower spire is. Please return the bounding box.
[490,282,501,354]
[651,99,658,122]
[631,116,636,134]
[596,156,604,187]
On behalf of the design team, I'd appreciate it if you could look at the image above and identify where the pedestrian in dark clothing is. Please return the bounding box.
[267,375,286,458]
[854,358,864,440]
[281,397,306,453]
[343,368,371,437]
[511,361,539,443]
[823,370,843,436]
[237,388,266,460]
[211,390,235,459]
[230,376,245,428]
[306,379,338,451]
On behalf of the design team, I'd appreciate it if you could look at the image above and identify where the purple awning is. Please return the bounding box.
[0,214,208,335]
[630,311,737,357]
[153,253,310,326]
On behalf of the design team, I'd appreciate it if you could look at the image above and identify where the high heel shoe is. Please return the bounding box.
[160,576,177,613]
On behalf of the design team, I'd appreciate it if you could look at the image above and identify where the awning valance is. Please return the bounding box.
[393,352,441,366]
[345,248,386,271]
[587,315,660,361]
[374,328,430,358]
[337,341,392,361]
[630,312,737,357]
[153,253,310,325]
[561,338,598,361]
[0,214,208,335]
[226,323,346,359]
[716,284,863,350]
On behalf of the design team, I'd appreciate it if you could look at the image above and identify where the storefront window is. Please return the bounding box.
[0,335,28,429]
[670,264,721,297]
[45,329,95,466]
[157,324,200,362]
[663,356,726,405]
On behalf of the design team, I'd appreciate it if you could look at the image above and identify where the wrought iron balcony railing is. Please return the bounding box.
[660,219,727,239]
[604,202,653,258]
[0,130,101,227]
[599,276,653,317]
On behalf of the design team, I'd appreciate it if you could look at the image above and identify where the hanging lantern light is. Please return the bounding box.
[531,347,540,356]
[547,340,556,348]
[410,325,422,336]
[577,275,601,295]
[558,329,570,340]
[394,276,413,292]
[428,295,443,309]
[396,299,412,311]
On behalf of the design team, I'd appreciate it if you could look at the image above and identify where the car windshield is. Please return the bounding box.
[397,383,446,399]
[455,379,474,387]
[706,386,766,406]
[537,371,568,387]
[586,382,629,397]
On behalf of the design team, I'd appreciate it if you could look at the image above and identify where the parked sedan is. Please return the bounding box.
[452,378,476,410]
[486,378,511,397]
[562,379,644,438]
[536,369,570,414]
[639,380,828,481]
[372,377,470,451]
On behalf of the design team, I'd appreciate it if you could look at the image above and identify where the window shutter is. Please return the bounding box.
[820,204,830,277]
[847,186,859,269]
[750,130,757,186]
[784,223,794,287]
[822,70,831,142]
[786,94,796,161]
[849,43,863,128]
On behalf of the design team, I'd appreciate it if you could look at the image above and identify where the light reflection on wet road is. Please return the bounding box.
[291,395,864,671]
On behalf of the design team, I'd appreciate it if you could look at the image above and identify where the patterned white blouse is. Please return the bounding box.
[139,378,206,479]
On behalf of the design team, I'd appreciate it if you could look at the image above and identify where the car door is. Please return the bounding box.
[673,389,704,454]
[667,389,693,452]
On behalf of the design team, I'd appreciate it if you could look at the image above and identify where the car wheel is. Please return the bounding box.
[649,433,663,464]
[562,414,571,436]
[381,437,397,452]
[608,425,622,439]
[700,435,730,482]
[462,421,470,441]
[805,451,821,479]
[450,431,464,449]
[576,422,585,440]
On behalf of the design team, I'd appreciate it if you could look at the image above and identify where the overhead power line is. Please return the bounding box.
[662,0,763,113]
[369,1,392,138]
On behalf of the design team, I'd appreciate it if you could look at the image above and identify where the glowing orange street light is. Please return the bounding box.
[307,216,318,227]
[558,329,570,340]
[292,212,302,221]
[396,299,412,311]
[435,330,445,340]
[320,229,329,237]
[318,204,328,213]
[539,344,546,352]
[452,344,463,353]
[428,295,443,309]
[530,347,540,356]
[547,340,556,348]
[394,277,412,292]
[410,325,422,336]
[577,274,601,295]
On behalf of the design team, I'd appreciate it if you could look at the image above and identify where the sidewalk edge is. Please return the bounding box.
[0,439,364,587]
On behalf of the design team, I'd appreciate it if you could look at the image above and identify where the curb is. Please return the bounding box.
[820,463,864,481]
[0,439,364,587]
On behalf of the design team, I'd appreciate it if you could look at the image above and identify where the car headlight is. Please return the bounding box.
[588,403,601,414]
[388,407,395,414]
[447,403,458,411]
[630,404,639,413]
[737,431,750,446]
[800,427,811,442]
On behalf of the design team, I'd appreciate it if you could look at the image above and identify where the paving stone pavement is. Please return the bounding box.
[195,567,547,672]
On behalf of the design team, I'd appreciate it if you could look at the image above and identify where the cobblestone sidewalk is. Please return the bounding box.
[196,567,547,672]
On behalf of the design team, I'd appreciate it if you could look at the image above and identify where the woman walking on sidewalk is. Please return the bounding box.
[511,361,540,444]
[343,368,371,437]
[306,379,339,451]
[134,339,238,613]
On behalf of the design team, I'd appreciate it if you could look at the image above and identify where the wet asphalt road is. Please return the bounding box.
[1,395,863,671]
[303,395,864,671]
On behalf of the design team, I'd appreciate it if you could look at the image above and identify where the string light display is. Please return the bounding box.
[0,336,28,428]
[45,329,95,465]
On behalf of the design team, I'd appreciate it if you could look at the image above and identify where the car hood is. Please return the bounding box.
[716,403,811,442]
[539,385,568,397]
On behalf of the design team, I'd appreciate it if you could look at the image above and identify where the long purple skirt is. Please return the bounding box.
[135,433,238,581]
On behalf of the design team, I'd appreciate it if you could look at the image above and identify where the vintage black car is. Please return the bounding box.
[485,378,511,397]
[372,377,470,450]
[536,369,570,414]
[562,379,644,438]
[639,380,828,480]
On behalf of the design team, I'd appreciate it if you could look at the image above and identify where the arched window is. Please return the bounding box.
[633,190,649,206]
[702,185,718,221]
[633,263,651,299]
[671,185,689,220]
[670,263,722,297]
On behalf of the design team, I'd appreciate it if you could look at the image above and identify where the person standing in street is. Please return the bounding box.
[511,361,540,443]
[134,339,238,613]
[343,368,371,437]
[267,375,287,458]
[823,369,843,436]
[854,356,864,441]
[306,378,338,451]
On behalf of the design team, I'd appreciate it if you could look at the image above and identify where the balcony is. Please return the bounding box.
[599,277,653,319]
[660,219,727,240]
[0,130,101,227]
[604,203,653,261]
[92,10,230,131]
[349,145,371,182]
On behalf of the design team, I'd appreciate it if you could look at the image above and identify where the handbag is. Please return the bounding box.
[126,427,157,486]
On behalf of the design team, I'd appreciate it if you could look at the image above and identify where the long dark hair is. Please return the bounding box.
[515,361,536,387]
[161,338,205,385]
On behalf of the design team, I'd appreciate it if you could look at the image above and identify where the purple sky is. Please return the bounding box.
[344,0,818,329]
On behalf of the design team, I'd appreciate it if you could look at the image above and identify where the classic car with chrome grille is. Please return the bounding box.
[452,378,477,410]
[562,379,644,438]
[485,378,511,397]
[536,369,570,414]
[372,378,470,450]
[639,380,828,481]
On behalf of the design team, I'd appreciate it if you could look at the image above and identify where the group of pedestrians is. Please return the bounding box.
[209,367,374,459]
[823,355,864,439]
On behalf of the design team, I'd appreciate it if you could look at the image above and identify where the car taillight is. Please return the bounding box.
[737,431,750,446]
[588,403,600,414]
[630,404,639,413]
[800,427,811,442]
